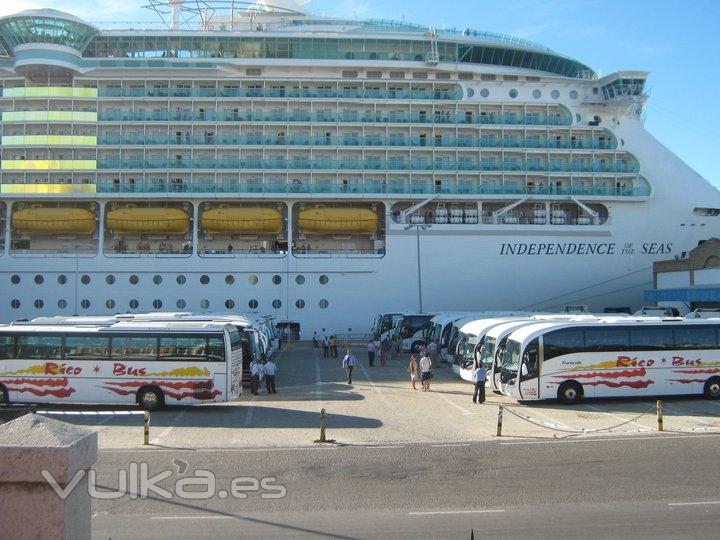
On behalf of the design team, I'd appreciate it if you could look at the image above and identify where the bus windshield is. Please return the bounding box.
[501,339,521,381]
[479,337,495,369]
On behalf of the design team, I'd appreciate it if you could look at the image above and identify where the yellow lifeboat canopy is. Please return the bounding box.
[298,207,378,234]
[12,206,96,234]
[106,206,189,234]
[201,206,283,234]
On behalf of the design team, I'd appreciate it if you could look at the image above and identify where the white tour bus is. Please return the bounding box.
[0,321,243,409]
[372,312,403,346]
[391,312,437,352]
[452,317,525,381]
[499,319,720,403]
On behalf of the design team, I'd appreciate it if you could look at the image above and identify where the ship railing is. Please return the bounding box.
[97,87,462,100]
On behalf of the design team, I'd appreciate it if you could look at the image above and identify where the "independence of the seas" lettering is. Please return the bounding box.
[499,242,673,256]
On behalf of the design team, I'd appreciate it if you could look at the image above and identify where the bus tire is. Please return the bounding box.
[558,381,583,404]
[704,377,720,399]
[138,387,164,411]
[0,383,8,405]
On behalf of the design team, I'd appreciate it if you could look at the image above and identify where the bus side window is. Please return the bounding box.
[0,336,15,359]
[207,337,225,362]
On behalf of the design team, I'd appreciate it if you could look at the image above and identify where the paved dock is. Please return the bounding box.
[26,341,720,449]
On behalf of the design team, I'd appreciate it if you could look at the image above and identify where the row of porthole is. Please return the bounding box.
[14,274,331,286]
[469,88,579,100]
[11,298,330,310]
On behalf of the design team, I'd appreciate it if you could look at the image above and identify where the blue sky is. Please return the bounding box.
[3,0,719,188]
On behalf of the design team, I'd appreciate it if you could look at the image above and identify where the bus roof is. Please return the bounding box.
[506,318,719,347]
[1,321,234,334]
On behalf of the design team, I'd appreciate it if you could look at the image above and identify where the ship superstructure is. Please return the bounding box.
[0,1,718,334]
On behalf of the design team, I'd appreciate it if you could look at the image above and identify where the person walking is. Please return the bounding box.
[342,349,356,385]
[323,336,330,358]
[380,337,390,366]
[250,359,262,395]
[312,331,319,348]
[264,359,277,394]
[419,352,433,391]
[473,362,487,404]
[329,335,338,358]
[408,354,419,390]
[367,340,376,367]
[428,340,438,365]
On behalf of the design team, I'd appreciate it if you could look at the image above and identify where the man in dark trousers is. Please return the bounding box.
[250,359,262,395]
[342,349,356,385]
[263,359,277,394]
[473,362,487,404]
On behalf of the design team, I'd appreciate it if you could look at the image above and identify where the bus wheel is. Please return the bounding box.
[558,381,583,404]
[704,377,720,399]
[0,384,8,404]
[138,387,164,411]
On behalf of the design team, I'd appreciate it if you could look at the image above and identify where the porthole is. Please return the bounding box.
[248,299,259,309]
[11,275,20,284]
[200,299,210,309]
[153,299,163,309]
[551,89,560,99]
[295,275,305,285]
[129,299,139,309]
[225,299,235,309]
[200,275,210,285]
[57,275,67,285]
[480,88,489,98]
[129,275,139,285]
[272,299,282,309]
[532,89,541,99]
[569,90,579,99]
[177,299,186,309]
[34,299,44,309]
[319,299,329,309]
[225,275,235,285]
[319,275,329,285]
[509,89,518,98]
[575,113,582,123]
[466,88,475,98]
[10,299,20,309]
[81,275,90,285]
[105,299,115,309]
[272,275,282,285]
[106,275,115,285]
[176,275,186,285]
[153,275,163,285]
[58,299,67,309]
[80,299,91,309]
[295,299,305,309]
[34,275,44,285]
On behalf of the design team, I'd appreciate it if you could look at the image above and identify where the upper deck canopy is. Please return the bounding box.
[0,9,98,51]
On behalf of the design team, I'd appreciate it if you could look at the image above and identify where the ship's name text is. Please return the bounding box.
[499,242,672,256]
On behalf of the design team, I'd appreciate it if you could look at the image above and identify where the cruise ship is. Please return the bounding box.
[0,0,718,336]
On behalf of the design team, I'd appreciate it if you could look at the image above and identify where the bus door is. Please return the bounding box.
[518,338,540,400]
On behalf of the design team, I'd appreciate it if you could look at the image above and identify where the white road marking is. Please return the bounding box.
[150,516,234,520]
[151,409,186,444]
[366,445,404,449]
[431,443,470,448]
[102,445,340,453]
[435,392,474,416]
[358,364,393,409]
[668,501,720,507]
[314,347,324,401]
[409,510,505,516]
[244,396,258,426]
[499,433,720,445]
[582,403,653,431]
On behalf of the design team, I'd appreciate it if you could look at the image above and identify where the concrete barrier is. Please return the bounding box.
[0,413,97,540]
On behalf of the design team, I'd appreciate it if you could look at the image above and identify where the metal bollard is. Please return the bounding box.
[496,404,504,437]
[657,400,663,432]
[143,410,150,445]
[319,408,327,443]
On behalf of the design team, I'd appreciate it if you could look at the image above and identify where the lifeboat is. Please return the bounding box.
[106,206,189,234]
[12,206,96,234]
[298,207,378,234]
[201,206,283,234]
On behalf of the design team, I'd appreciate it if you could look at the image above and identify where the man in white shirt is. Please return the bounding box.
[419,354,433,391]
[367,340,376,367]
[473,363,487,404]
[250,359,262,395]
[342,349,356,384]
[263,360,277,394]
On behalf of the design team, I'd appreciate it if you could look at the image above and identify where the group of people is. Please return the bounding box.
[321,335,339,358]
[249,357,278,395]
[366,336,402,367]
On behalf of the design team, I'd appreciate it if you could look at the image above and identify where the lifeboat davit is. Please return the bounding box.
[201,206,283,234]
[106,206,189,234]
[12,206,96,234]
[298,207,378,234]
